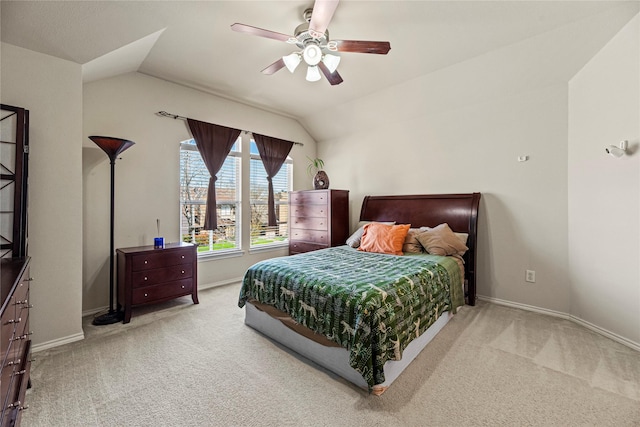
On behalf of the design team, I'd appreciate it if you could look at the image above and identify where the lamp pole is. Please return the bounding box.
[89,136,135,326]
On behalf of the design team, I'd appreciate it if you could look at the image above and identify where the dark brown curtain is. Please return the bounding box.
[253,134,294,227]
[187,118,241,230]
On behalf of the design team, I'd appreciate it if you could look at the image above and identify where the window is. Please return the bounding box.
[249,140,292,248]
[180,138,241,254]
[179,136,292,256]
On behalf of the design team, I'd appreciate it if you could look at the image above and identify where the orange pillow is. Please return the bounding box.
[358,223,411,256]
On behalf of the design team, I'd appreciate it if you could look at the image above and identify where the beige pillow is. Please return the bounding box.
[416,223,469,256]
[346,221,395,248]
[419,226,468,246]
[403,228,424,253]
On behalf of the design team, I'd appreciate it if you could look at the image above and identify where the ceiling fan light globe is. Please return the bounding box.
[283,53,301,73]
[306,65,322,82]
[322,53,341,73]
[302,44,322,66]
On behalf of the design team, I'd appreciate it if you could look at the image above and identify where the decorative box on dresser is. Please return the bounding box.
[117,242,198,324]
[1,258,32,427]
[289,189,349,255]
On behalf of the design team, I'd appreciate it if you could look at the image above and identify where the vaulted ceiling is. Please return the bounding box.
[2,1,638,128]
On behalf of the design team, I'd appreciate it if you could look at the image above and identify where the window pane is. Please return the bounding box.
[180,139,240,253]
[250,153,291,248]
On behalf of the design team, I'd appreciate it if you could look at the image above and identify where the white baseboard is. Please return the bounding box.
[32,332,85,353]
[477,295,640,352]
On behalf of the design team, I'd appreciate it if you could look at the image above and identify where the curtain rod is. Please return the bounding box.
[156,111,304,146]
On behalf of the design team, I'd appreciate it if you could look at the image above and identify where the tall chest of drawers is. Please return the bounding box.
[289,189,349,255]
[117,242,198,324]
[1,257,32,427]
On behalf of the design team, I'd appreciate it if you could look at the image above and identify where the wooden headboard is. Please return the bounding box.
[360,193,481,305]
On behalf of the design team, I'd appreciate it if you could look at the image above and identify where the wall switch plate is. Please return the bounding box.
[525,270,536,283]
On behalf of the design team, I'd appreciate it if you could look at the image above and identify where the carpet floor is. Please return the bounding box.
[23,283,640,426]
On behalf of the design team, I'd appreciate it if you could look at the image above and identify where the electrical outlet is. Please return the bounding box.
[525,270,536,283]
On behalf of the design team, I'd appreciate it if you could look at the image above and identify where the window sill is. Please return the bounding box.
[197,249,245,261]
[248,242,289,255]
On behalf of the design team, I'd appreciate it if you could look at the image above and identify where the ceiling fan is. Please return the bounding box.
[231,0,391,85]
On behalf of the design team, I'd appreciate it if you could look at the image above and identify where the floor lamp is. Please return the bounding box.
[90,136,135,325]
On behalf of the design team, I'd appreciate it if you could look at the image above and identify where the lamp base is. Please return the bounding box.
[92,310,123,326]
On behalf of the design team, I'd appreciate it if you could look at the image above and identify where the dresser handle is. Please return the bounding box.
[144,293,148,297]
[19,404,29,412]
[15,299,28,305]
[6,359,20,366]
[181,255,185,259]
[181,285,185,289]
[7,401,21,409]
[144,277,148,281]
[144,260,148,264]
[12,332,33,341]
[181,270,185,274]
[7,317,21,324]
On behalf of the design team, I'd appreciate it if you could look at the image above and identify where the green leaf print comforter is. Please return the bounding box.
[238,245,464,388]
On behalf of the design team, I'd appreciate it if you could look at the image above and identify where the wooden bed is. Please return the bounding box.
[240,192,481,394]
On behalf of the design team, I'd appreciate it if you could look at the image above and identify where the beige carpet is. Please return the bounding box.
[23,283,640,426]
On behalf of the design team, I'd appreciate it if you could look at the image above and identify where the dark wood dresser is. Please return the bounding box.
[1,257,32,426]
[289,189,349,255]
[117,242,198,323]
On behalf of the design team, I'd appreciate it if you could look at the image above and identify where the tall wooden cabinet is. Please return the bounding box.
[288,189,349,255]
[0,258,31,426]
[1,104,30,426]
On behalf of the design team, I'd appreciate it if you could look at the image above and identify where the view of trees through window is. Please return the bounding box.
[180,137,292,254]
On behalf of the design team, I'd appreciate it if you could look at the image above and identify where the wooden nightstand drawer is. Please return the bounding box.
[131,248,193,271]
[132,279,193,305]
[290,190,329,205]
[289,229,328,244]
[131,264,193,288]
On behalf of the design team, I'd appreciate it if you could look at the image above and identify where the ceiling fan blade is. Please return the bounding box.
[308,0,339,39]
[318,62,343,85]
[261,58,286,75]
[331,40,391,55]
[231,23,293,43]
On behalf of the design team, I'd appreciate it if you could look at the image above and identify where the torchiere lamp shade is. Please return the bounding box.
[89,135,135,161]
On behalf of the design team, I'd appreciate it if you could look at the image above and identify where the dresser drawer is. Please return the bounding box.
[131,248,193,271]
[132,279,193,305]
[289,241,328,254]
[290,190,328,205]
[1,299,16,367]
[290,216,328,230]
[289,229,328,244]
[290,204,328,218]
[131,264,193,288]
[0,344,15,410]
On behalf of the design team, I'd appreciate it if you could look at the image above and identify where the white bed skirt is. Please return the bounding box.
[244,302,451,394]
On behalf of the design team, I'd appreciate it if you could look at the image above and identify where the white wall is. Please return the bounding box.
[83,72,316,313]
[303,12,640,348]
[568,15,640,346]
[305,45,572,315]
[0,43,84,349]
